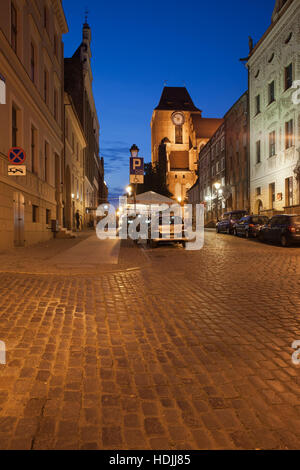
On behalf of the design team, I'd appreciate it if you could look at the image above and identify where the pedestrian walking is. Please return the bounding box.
[75,210,80,232]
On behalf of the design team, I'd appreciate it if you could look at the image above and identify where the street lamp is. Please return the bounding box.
[130,145,139,213]
[130,144,139,158]
[214,182,221,221]
[126,186,132,196]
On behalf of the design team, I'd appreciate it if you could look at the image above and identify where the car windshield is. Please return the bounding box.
[251,217,268,225]
[231,212,246,220]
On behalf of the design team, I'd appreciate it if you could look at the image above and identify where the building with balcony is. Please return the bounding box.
[247,0,300,216]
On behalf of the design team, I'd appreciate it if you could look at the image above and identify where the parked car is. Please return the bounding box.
[233,215,269,238]
[259,214,300,247]
[216,211,248,235]
[148,213,187,248]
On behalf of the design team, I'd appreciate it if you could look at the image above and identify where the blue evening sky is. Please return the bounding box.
[62,0,275,201]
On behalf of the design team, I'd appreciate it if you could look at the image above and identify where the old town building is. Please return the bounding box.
[224,91,249,212]
[64,92,86,231]
[0,0,68,248]
[247,0,300,216]
[151,87,223,202]
[64,20,106,226]
[197,121,225,223]
[191,91,249,225]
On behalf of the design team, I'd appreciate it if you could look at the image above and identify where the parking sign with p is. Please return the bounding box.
[130,156,144,184]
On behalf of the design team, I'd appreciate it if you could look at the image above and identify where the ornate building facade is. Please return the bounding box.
[0,0,68,248]
[64,20,106,226]
[151,87,223,202]
[247,0,300,216]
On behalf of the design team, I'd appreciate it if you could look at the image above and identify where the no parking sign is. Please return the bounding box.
[8,147,26,165]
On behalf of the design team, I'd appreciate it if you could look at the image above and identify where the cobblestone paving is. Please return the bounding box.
[0,231,300,449]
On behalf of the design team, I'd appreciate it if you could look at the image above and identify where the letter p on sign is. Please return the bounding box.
[133,159,141,170]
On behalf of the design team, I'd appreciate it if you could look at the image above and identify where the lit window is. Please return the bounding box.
[269,131,276,157]
[285,119,293,149]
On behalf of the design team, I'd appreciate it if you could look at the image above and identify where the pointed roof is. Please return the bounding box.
[155,87,201,112]
[128,191,174,205]
[191,114,224,139]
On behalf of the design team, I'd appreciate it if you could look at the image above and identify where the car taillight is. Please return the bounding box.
[288,226,296,233]
[249,224,254,228]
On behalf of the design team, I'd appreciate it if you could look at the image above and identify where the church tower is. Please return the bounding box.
[151,87,223,201]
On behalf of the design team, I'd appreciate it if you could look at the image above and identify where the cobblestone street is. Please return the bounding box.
[0,230,300,450]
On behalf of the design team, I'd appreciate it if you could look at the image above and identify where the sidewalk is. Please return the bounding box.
[0,231,149,276]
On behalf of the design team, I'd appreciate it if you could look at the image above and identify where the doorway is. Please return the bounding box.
[13,192,25,246]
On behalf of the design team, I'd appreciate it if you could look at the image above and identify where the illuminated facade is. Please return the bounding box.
[0,0,68,248]
[64,92,86,231]
[247,0,300,215]
[151,87,223,202]
[64,21,106,226]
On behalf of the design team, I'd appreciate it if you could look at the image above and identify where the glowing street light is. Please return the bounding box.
[214,182,222,221]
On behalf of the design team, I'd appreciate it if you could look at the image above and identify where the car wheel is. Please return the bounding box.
[258,232,265,243]
[280,235,290,247]
[181,241,186,248]
[233,228,238,236]
[150,240,157,248]
[245,230,249,239]
[216,226,220,233]
[226,227,231,235]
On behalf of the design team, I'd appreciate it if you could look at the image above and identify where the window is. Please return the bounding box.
[32,205,39,223]
[12,105,18,147]
[65,118,69,140]
[46,209,51,225]
[221,157,225,171]
[54,88,58,121]
[44,141,49,182]
[30,42,35,82]
[285,119,293,149]
[31,126,37,174]
[285,63,293,90]
[256,140,261,163]
[256,187,261,196]
[221,137,225,151]
[269,131,276,157]
[53,34,58,57]
[255,95,260,115]
[216,161,220,174]
[11,3,17,53]
[268,81,275,104]
[285,177,293,206]
[44,7,49,33]
[44,68,48,104]
[175,125,183,144]
[269,183,275,209]
[211,165,215,177]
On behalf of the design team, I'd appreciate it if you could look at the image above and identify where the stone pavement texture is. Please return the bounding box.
[0,230,299,450]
